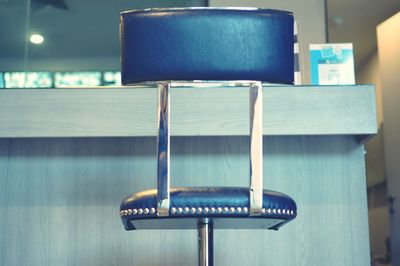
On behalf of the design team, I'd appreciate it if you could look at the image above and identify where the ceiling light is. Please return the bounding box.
[29,34,44,44]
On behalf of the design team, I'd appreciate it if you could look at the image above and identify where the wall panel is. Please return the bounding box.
[0,136,370,265]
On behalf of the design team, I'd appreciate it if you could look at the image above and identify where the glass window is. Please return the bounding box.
[103,71,121,86]
[0,73,4,88]
[54,71,102,87]
[4,72,53,88]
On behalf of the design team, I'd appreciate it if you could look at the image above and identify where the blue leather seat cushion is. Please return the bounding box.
[121,8,294,84]
[120,187,297,230]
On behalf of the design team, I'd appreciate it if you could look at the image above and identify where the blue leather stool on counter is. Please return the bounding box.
[119,8,297,266]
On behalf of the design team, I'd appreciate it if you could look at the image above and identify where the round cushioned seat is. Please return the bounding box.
[120,187,297,230]
[121,8,294,84]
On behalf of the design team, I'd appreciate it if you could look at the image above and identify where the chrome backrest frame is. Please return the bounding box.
[157,82,171,216]
[156,80,264,217]
[249,82,263,215]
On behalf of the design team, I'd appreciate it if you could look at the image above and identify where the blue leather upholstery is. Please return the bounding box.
[120,187,297,230]
[121,8,294,84]
[119,8,298,232]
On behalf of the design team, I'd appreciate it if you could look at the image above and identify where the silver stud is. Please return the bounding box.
[237,207,242,213]
[144,208,149,214]
[190,207,196,214]
[267,208,271,214]
[217,207,222,214]
[204,207,209,214]
[138,208,143,215]
[132,209,138,215]
[282,209,286,214]
[128,209,132,215]
[243,207,249,213]
[197,207,202,214]
[277,209,281,214]
[183,207,189,214]
[210,207,216,214]
[229,207,235,213]
[291,210,294,215]
[177,207,183,214]
[223,207,229,213]
[124,210,128,215]
[272,209,276,214]
[171,207,176,214]
[261,208,266,214]
[120,210,124,216]
[150,208,156,214]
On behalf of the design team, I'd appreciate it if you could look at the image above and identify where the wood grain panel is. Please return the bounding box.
[0,85,376,139]
[0,136,370,265]
[0,139,10,265]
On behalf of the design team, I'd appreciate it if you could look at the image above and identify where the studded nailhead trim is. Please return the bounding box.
[120,207,296,217]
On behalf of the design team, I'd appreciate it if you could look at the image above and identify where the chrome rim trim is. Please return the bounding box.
[121,7,293,15]
[121,207,296,217]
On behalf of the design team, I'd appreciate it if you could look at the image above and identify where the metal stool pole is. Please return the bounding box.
[198,220,214,266]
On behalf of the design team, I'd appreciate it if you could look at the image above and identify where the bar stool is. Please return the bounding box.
[119,8,297,266]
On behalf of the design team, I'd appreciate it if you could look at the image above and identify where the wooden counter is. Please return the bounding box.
[0,85,376,140]
[0,85,376,266]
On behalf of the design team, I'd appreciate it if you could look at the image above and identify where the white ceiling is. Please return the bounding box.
[0,0,399,69]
